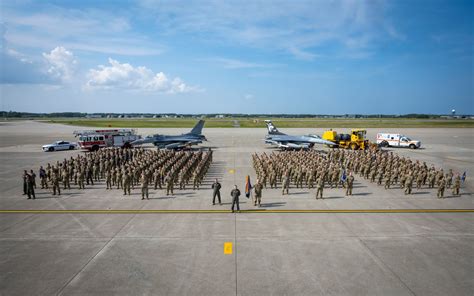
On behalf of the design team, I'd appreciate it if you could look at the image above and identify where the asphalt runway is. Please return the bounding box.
[0,121,473,295]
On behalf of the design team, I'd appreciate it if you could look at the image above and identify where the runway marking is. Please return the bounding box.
[224,242,233,254]
[0,209,473,214]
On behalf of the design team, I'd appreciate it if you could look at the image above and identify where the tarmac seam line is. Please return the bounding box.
[1,209,473,214]
[358,237,417,296]
[55,203,146,295]
[332,212,417,296]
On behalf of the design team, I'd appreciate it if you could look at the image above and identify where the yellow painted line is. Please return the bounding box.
[0,209,473,214]
[224,242,233,255]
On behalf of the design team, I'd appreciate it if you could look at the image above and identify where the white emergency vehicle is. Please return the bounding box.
[376,133,421,149]
[73,129,141,151]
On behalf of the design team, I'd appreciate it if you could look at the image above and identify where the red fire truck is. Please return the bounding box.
[73,129,141,151]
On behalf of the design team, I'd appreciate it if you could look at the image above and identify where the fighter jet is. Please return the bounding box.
[131,120,206,149]
[264,120,334,149]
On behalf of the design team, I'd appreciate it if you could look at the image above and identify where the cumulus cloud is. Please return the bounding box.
[86,58,197,93]
[1,25,69,84]
[42,46,77,82]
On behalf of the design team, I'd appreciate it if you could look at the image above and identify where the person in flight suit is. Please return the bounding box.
[211,179,222,205]
[231,185,241,212]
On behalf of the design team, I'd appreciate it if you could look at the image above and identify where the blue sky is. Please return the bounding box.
[1,0,472,114]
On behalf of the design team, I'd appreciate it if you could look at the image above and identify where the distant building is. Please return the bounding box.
[215,114,225,118]
[86,114,102,118]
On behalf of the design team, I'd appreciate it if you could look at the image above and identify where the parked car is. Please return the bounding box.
[42,141,77,152]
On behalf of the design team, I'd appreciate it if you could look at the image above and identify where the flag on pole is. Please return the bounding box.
[245,175,252,198]
[340,169,347,182]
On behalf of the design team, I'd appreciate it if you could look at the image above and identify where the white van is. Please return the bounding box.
[376,133,421,149]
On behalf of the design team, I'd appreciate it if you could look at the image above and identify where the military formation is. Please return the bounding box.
[24,147,213,199]
[21,145,464,202]
[253,150,356,199]
[253,148,462,199]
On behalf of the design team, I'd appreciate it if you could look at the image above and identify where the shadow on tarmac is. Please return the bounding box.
[259,202,286,208]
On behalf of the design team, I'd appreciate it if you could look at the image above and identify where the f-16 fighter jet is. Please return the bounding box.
[131,120,206,149]
[264,120,334,149]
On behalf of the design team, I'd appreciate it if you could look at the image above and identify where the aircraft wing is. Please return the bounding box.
[265,139,310,149]
[310,138,335,146]
[285,142,311,149]
[131,137,155,146]
[164,140,202,149]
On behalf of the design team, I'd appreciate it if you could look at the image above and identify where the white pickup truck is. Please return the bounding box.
[376,133,421,149]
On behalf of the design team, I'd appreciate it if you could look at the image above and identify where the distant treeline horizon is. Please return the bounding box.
[1,111,472,119]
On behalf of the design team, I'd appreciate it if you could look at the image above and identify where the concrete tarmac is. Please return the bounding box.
[0,121,473,295]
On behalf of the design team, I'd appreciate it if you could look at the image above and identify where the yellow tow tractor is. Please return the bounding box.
[322,129,369,150]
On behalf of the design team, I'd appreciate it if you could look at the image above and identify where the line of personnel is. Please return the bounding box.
[253,149,465,199]
[253,150,355,199]
[22,147,213,200]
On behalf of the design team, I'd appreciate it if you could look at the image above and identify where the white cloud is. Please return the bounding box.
[6,48,32,63]
[244,94,254,100]
[42,46,77,82]
[86,58,198,93]
[205,57,276,69]
[288,47,321,61]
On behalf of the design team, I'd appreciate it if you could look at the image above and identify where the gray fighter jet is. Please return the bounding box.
[264,120,334,149]
[131,120,206,149]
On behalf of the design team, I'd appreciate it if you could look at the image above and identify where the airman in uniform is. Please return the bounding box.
[230,185,241,212]
[346,173,354,196]
[315,177,324,199]
[166,174,174,196]
[437,177,446,198]
[282,172,290,195]
[52,172,61,196]
[384,172,391,189]
[404,173,413,195]
[63,168,71,190]
[416,172,423,189]
[153,169,161,190]
[253,179,264,207]
[211,179,222,205]
[29,170,37,189]
[123,170,131,195]
[106,170,112,189]
[26,173,36,199]
[116,169,122,189]
[446,169,453,188]
[141,172,149,200]
[452,174,461,196]
[39,166,48,189]
[22,170,28,195]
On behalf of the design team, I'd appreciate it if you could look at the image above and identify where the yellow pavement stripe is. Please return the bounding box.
[224,242,233,255]
[0,209,473,214]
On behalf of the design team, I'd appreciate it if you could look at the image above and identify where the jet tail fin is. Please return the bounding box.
[189,120,205,135]
[265,120,285,135]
